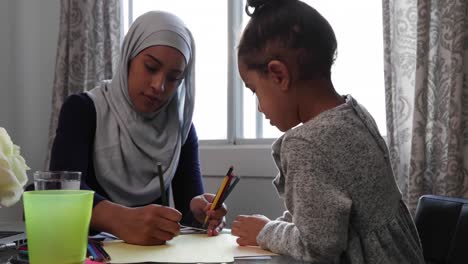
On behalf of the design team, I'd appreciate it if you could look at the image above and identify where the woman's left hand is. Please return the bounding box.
[190,193,227,236]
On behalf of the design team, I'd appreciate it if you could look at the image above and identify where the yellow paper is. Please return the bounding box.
[104,233,277,263]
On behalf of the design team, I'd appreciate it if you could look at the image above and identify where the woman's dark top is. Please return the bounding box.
[49,93,204,224]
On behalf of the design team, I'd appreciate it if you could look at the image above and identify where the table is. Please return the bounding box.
[0,249,308,264]
[0,223,306,264]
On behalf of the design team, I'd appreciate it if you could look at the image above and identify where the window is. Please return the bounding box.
[306,0,386,134]
[125,0,229,140]
[123,0,386,142]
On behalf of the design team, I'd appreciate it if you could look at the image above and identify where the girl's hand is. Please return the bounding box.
[231,214,270,246]
[190,193,227,236]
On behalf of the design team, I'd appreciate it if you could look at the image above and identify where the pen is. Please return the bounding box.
[97,245,111,262]
[0,243,16,251]
[203,166,234,226]
[89,240,111,261]
[87,243,99,261]
[8,258,28,264]
[157,162,168,206]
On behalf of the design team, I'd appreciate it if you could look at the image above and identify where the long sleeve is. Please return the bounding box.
[275,210,292,222]
[257,136,352,263]
[171,124,204,225]
[49,94,107,206]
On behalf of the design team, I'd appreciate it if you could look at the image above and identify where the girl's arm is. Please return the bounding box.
[275,210,293,222]
[257,136,351,263]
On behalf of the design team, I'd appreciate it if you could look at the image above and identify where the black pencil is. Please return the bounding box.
[157,162,168,206]
[220,176,240,204]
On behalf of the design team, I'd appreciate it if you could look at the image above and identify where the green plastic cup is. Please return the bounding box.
[23,190,94,264]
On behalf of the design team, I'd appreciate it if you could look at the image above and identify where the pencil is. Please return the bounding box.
[203,166,234,226]
[157,162,168,206]
[89,240,111,261]
[220,176,240,204]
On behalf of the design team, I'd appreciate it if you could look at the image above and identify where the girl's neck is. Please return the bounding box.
[295,78,344,123]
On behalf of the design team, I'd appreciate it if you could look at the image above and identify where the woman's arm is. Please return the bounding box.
[171,124,204,225]
[49,93,106,206]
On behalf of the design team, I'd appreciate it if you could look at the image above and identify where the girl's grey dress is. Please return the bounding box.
[257,95,425,263]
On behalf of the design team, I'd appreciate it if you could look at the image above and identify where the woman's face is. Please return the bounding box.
[128,45,186,113]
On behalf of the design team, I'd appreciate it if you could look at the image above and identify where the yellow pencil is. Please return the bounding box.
[203,166,234,226]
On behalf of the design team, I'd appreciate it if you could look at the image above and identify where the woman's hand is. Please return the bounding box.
[190,193,227,236]
[231,214,270,246]
[91,201,182,245]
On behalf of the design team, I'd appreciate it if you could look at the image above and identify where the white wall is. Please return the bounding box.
[0,1,13,129]
[0,0,60,221]
[0,0,286,225]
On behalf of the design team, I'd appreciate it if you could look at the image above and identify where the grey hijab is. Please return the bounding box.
[86,11,195,206]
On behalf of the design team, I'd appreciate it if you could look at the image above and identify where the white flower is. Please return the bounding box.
[0,127,30,207]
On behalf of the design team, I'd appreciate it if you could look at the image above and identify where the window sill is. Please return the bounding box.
[199,143,277,178]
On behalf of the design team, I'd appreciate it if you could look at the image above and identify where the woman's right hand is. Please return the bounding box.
[91,201,182,245]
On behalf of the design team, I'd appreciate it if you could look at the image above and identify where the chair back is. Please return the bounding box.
[414,195,468,264]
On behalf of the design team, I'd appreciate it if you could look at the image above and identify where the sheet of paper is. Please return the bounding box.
[104,233,277,263]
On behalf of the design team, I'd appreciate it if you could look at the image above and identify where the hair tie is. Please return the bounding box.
[245,0,267,17]
[245,4,255,17]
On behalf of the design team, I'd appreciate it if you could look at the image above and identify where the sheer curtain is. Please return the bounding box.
[45,0,121,167]
[383,0,468,212]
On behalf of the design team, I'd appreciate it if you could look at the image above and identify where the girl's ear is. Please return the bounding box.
[267,60,290,91]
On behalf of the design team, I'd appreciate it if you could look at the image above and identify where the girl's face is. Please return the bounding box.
[238,60,294,132]
[128,45,186,113]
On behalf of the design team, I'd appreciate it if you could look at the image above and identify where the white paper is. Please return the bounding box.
[104,233,277,263]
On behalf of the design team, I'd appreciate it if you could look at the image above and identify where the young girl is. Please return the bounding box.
[231,0,425,263]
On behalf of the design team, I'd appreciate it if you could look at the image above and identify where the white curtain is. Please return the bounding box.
[383,0,468,212]
[45,0,121,168]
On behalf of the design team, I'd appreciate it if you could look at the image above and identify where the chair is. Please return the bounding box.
[414,195,468,264]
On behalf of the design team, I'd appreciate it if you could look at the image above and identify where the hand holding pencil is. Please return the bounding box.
[189,193,227,236]
[190,166,239,236]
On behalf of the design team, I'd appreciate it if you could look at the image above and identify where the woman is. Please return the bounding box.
[49,11,226,245]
